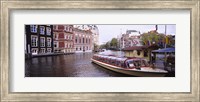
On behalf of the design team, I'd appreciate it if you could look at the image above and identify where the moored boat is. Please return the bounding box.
[91,54,168,77]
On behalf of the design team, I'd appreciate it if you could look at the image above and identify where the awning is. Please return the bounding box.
[152,47,175,53]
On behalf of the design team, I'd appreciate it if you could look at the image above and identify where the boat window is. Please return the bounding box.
[97,56,100,61]
[120,61,125,68]
[133,60,141,67]
[141,60,149,66]
[106,58,109,63]
[145,60,149,66]
[111,59,115,65]
[127,60,135,68]
[134,60,148,68]
[105,58,108,63]
[116,61,120,66]
[100,57,103,61]
[140,60,146,66]
[107,58,110,63]
[109,58,112,64]
[140,60,145,66]
[101,57,104,61]
[103,58,107,63]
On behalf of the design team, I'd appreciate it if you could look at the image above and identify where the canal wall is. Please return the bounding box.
[25,53,75,59]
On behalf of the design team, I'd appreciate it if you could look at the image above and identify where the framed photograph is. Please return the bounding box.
[1,0,199,101]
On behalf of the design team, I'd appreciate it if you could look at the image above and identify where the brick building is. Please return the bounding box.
[53,25,75,53]
[25,25,54,55]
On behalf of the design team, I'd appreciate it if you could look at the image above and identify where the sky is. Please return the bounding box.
[96,25,176,45]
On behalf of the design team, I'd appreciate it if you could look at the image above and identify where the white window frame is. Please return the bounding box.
[30,25,37,33]
[46,27,51,35]
[31,35,38,47]
[31,48,38,55]
[66,43,68,48]
[40,26,45,35]
[65,26,69,31]
[70,35,73,40]
[47,37,51,47]
[68,44,70,48]
[54,41,58,48]
[40,37,45,47]
[40,48,46,53]
[65,34,67,39]
[47,48,52,53]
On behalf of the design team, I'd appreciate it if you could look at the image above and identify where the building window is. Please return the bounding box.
[30,25,37,33]
[53,33,56,39]
[64,34,67,39]
[76,47,78,51]
[31,48,38,54]
[40,37,45,47]
[53,25,57,30]
[83,38,84,44]
[71,44,72,48]
[55,34,59,39]
[47,38,51,47]
[144,50,148,57]
[68,35,70,40]
[40,48,46,53]
[69,27,72,32]
[80,47,82,50]
[137,50,141,56]
[68,44,70,48]
[46,27,51,35]
[31,36,38,47]
[79,38,81,43]
[54,41,58,48]
[40,26,45,35]
[47,48,52,53]
[70,35,72,40]
[75,37,77,43]
[65,43,68,48]
[65,26,68,31]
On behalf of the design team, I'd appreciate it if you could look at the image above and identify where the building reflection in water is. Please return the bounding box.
[25,51,131,77]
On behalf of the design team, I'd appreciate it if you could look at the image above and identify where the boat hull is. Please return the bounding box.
[91,58,167,77]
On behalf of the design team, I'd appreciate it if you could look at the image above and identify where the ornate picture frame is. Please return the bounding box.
[1,0,199,101]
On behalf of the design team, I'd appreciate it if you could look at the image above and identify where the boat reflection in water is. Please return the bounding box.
[91,54,168,77]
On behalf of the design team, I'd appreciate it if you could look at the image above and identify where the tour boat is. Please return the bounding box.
[91,54,168,77]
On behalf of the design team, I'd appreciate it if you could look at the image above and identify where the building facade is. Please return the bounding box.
[74,25,99,51]
[123,46,148,58]
[73,28,93,53]
[120,30,143,49]
[53,25,75,53]
[25,25,53,55]
[89,25,99,48]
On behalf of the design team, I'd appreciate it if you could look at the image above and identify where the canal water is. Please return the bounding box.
[25,50,132,77]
